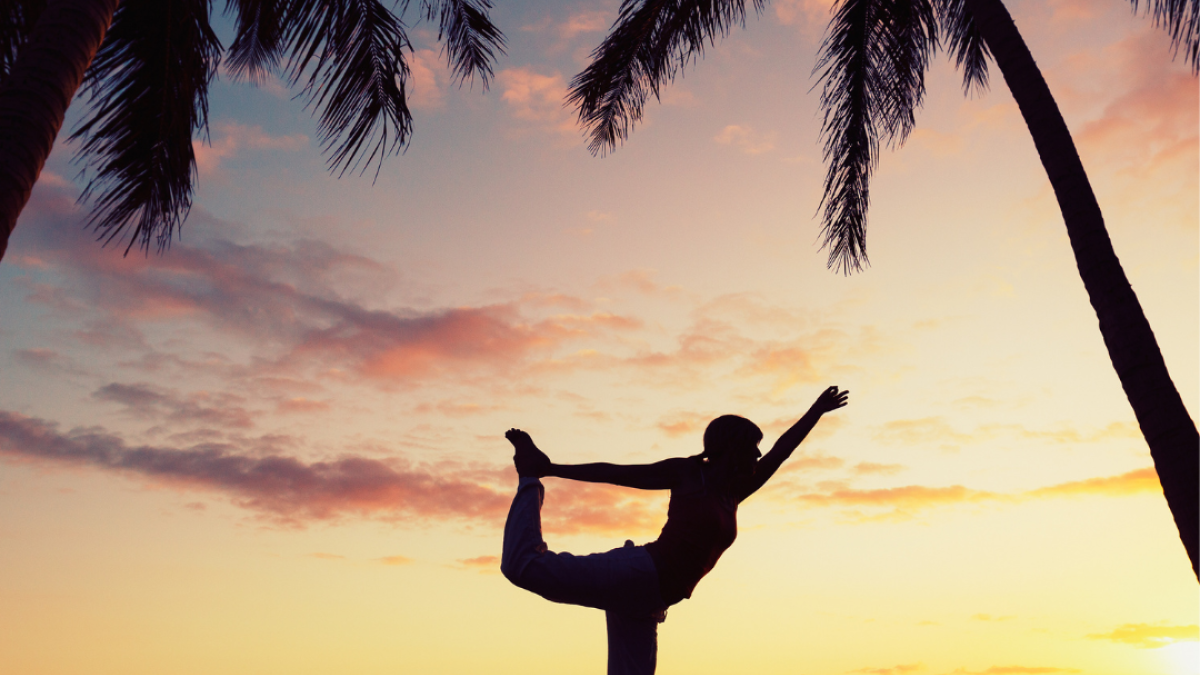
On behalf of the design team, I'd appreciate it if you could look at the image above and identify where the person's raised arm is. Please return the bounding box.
[506,428,688,490]
[738,386,849,500]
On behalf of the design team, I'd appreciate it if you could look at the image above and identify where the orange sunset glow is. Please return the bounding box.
[0,1,1195,674]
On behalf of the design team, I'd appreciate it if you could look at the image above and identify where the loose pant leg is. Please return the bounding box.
[502,478,665,613]
[606,609,659,675]
[500,476,549,585]
[501,478,667,675]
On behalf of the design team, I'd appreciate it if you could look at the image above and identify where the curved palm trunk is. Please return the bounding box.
[0,0,119,263]
[964,0,1199,579]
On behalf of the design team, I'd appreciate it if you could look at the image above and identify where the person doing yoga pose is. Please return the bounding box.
[501,386,850,675]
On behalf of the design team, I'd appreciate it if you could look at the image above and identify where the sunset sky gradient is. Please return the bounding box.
[0,0,1196,673]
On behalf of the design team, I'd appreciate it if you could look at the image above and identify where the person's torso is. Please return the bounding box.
[645,461,738,605]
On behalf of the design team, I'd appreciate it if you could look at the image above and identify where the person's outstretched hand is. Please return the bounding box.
[506,428,551,478]
[811,386,850,414]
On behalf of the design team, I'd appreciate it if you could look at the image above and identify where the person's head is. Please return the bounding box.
[701,415,763,474]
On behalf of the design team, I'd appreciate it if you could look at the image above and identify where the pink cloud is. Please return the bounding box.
[407,48,445,111]
[656,411,715,438]
[194,122,308,176]
[497,67,577,136]
[93,382,255,429]
[10,225,642,387]
[558,11,608,39]
[0,410,510,525]
[714,125,777,155]
[276,398,332,414]
[459,554,499,568]
[1070,29,1198,224]
[0,411,668,535]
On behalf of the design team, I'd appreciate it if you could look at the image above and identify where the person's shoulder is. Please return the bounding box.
[660,456,703,491]
[656,456,699,473]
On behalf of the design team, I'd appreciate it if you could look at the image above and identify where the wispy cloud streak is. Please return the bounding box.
[0,411,508,524]
[774,468,1161,520]
[0,411,663,534]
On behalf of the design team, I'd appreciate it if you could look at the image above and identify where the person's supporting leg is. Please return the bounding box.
[606,609,659,675]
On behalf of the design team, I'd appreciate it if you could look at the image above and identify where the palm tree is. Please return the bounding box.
[568,0,1199,579]
[0,0,505,262]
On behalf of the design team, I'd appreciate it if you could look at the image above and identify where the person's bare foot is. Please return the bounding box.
[506,428,550,477]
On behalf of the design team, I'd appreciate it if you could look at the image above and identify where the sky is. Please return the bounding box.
[0,1,1196,674]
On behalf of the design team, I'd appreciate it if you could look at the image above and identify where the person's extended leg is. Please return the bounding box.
[501,478,664,612]
[606,609,659,675]
[500,476,549,585]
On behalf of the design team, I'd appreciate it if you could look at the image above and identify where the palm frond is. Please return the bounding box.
[422,0,507,89]
[71,0,220,254]
[813,0,937,274]
[936,0,990,96]
[0,0,46,83]
[568,0,766,156]
[282,0,412,179]
[225,0,286,84]
[1131,0,1199,72]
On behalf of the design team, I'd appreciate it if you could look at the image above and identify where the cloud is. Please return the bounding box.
[93,382,255,429]
[871,417,1142,450]
[852,461,904,476]
[960,662,1084,667]
[776,467,1160,520]
[0,411,667,535]
[774,0,838,28]
[778,452,845,472]
[1086,623,1199,648]
[0,410,510,525]
[872,417,973,448]
[557,11,608,40]
[656,411,715,438]
[796,484,1002,517]
[10,198,867,402]
[848,664,923,675]
[856,663,1079,675]
[378,555,413,566]
[714,125,776,154]
[276,398,332,414]
[521,10,609,43]
[194,122,308,175]
[458,555,500,573]
[407,48,445,110]
[12,231,643,387]
[1070,30,1198,225]
[596,269,682,296]
[498,68,576,136]
[1025,467,1159,498]
[412,400,505,417]
[1046,0,1096,21]
[13,348,88,376]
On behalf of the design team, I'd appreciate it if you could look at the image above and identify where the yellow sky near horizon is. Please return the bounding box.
[0,0,1196,674]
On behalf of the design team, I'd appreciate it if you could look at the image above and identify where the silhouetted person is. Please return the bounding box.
[502,386,850,675]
